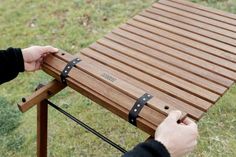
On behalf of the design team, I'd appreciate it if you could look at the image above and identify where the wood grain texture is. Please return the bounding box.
[39,0,236,135]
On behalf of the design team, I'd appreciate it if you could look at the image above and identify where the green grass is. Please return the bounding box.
[0,0,236,156]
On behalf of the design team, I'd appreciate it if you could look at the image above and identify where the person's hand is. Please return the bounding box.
[155,110,198,157]
[22,46,58,71]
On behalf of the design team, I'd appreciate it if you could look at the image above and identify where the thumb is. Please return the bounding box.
[166,110,182,123]
[41,46,59,54]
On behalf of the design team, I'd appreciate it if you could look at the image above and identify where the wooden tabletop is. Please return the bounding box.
[43,0,236,135]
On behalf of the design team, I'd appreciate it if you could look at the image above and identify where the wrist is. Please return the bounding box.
[22,48,28,62]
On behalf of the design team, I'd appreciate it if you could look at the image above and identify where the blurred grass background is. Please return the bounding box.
[0,0,236,156]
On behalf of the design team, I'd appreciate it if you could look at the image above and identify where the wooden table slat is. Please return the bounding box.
[146,7,236,40]
[160,0,236,26]
[78,54,204,120]
[43,56,165,126]
[97,38,227,95]
[152,3,236,33]
[81,48,213,111]
[90,42,220,102]
[125,19,236,72]
[126,19,236,74]
[53,53,190,119]
[140,11,236,47]
[110,29,234,85]
[133,15,236,55]
[169,0,236,20]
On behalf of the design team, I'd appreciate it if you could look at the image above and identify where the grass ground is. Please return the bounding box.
[0,0,236,156]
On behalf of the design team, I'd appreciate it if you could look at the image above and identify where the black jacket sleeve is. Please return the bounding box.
[0,47,25,84]
[122,139,170,157]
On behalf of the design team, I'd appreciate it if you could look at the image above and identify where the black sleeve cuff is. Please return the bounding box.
[122,139,170,157]
[145,140,170,157]
[8,47,25,72]
[0,47,25,84]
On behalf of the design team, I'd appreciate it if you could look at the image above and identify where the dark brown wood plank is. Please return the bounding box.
[54,52,188,119]
[126,18,236,75]
[169,0,236,20]
[77,54,204,120]
[108,29,234,86]
[97,38,227,95]
[160,0,236,26]
[132,14,236,55]
[140,11,236,47]
[152,3,236,33]
[81,47,213,111]
[89,42,220,102]
[146,7,236,40]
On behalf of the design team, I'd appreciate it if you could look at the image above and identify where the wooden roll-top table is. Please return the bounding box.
[18,0,236,156]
